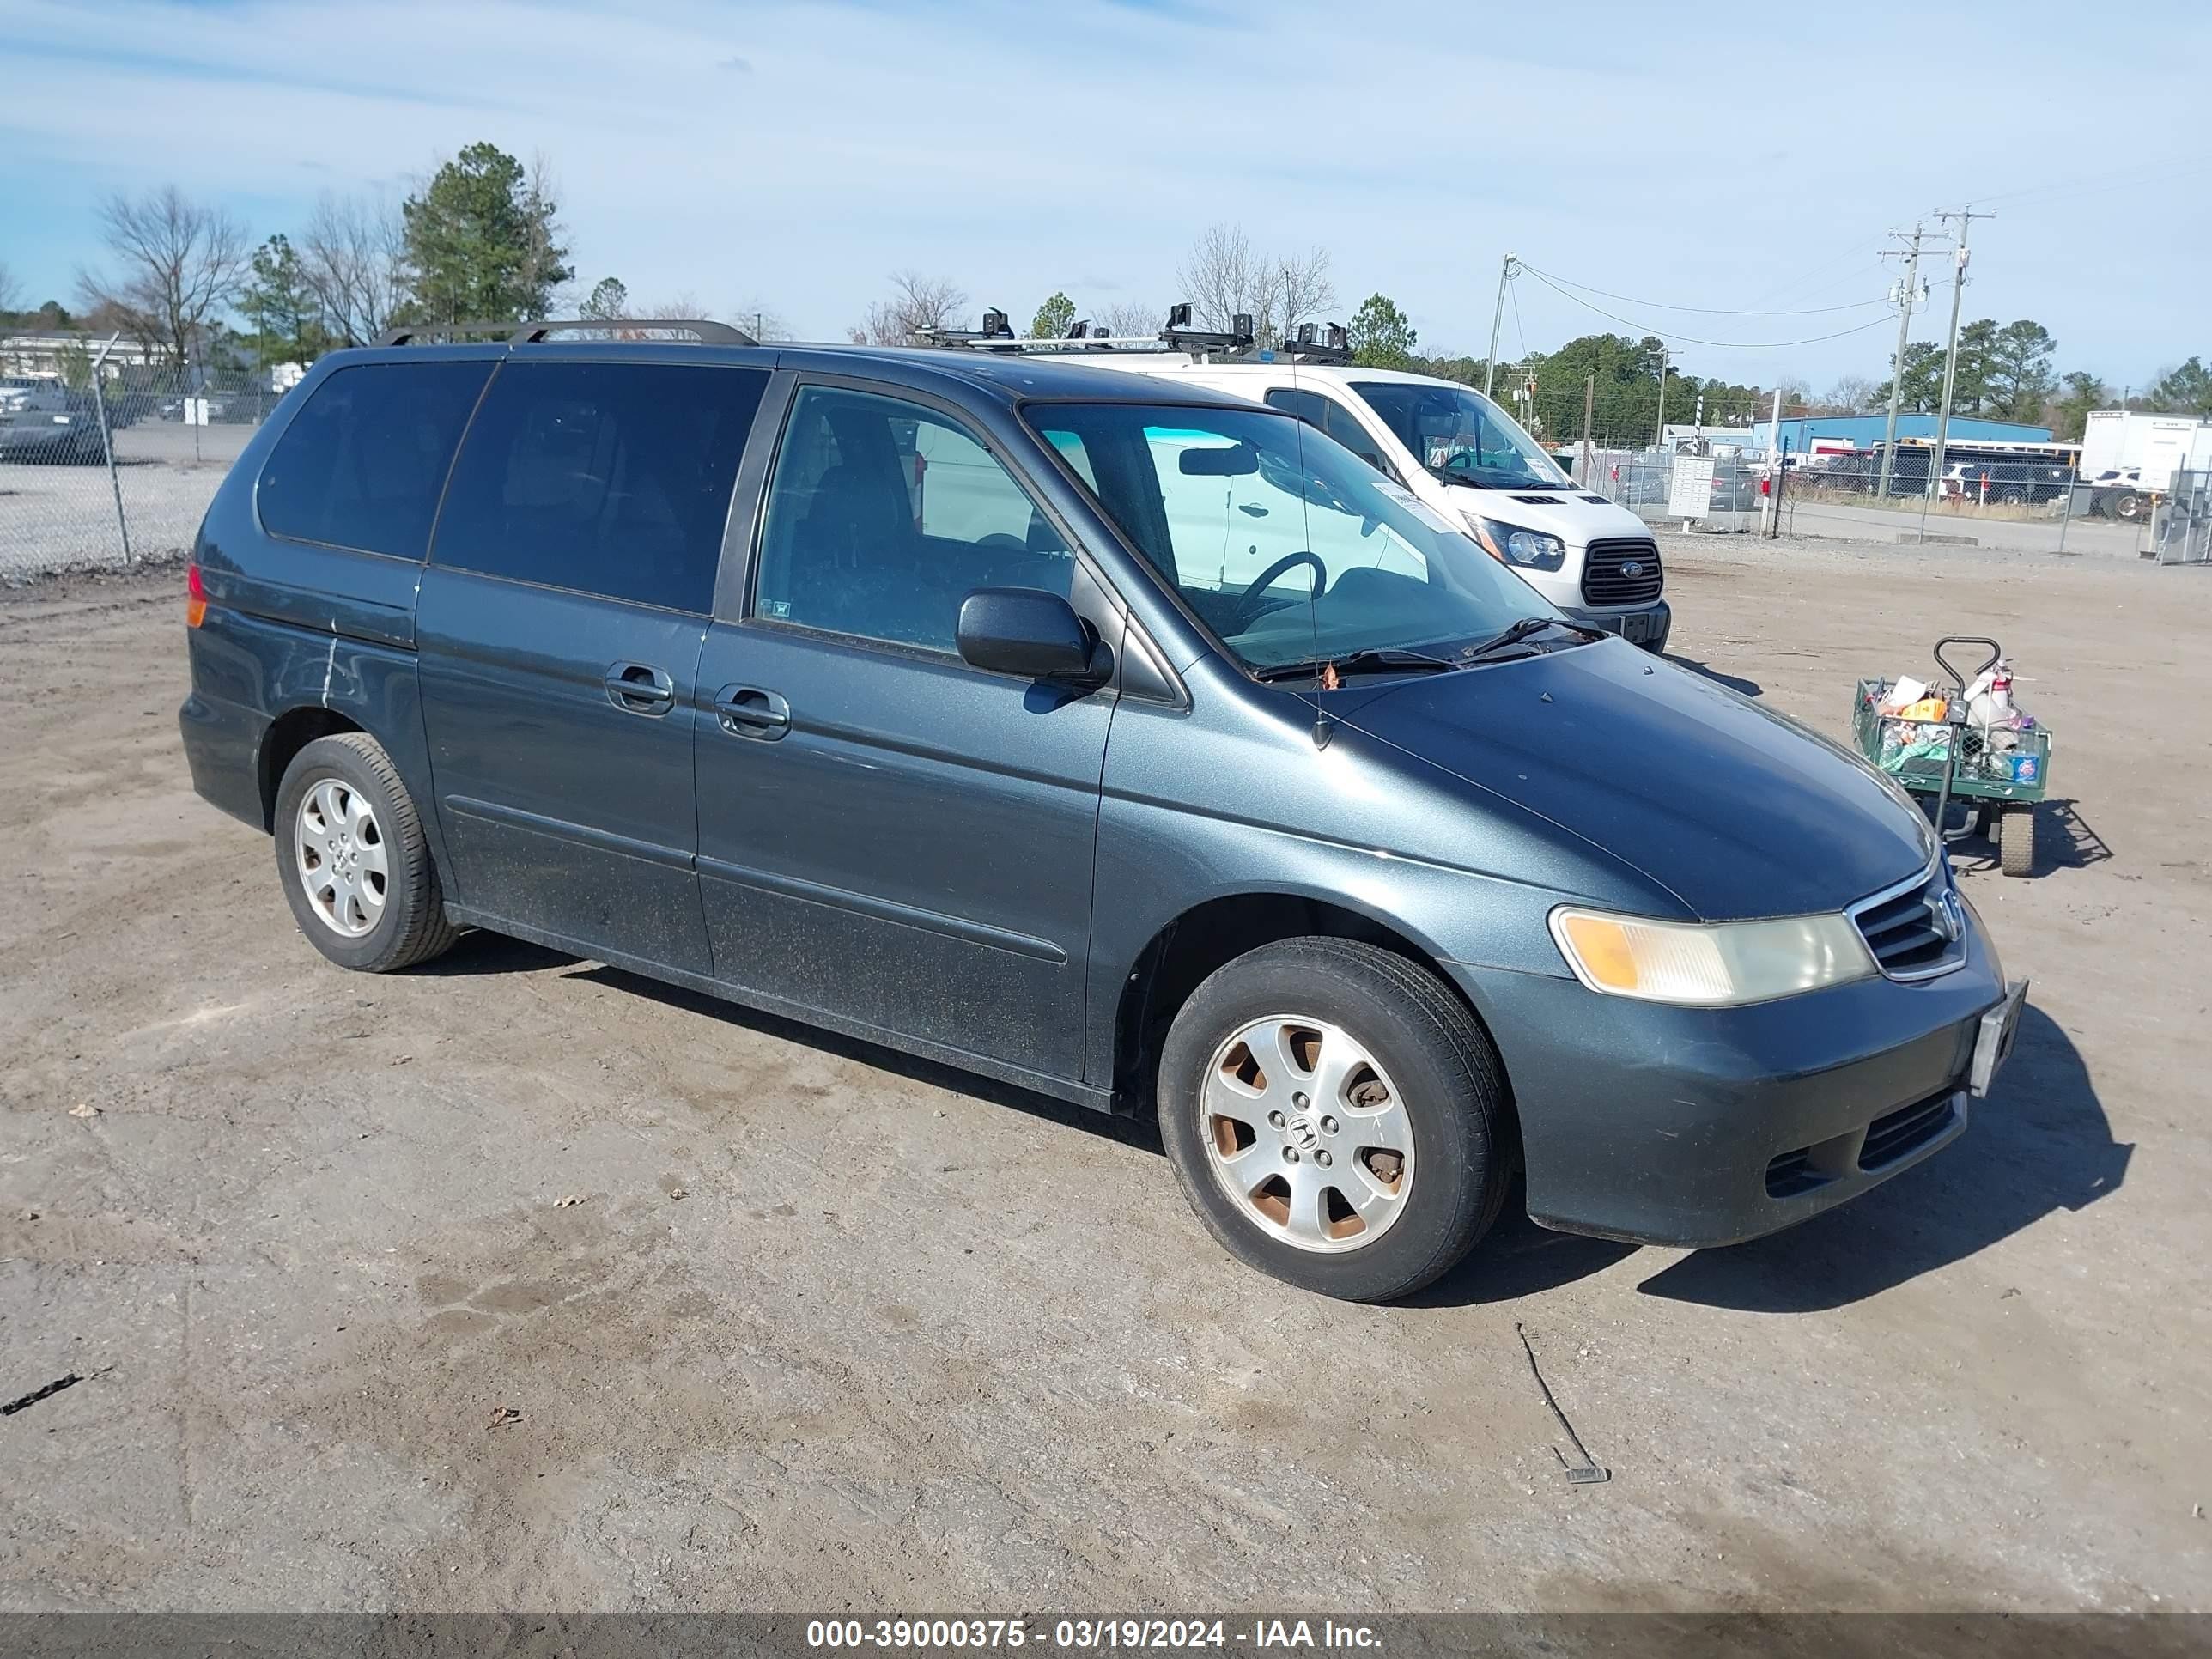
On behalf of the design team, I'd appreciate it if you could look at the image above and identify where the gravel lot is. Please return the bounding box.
[1,543,2206,1614]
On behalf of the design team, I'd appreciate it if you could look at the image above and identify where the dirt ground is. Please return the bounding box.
[1,542,2206,1615]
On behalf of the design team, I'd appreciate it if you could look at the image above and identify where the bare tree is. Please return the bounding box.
[1817,374,1877,415]
[1176,223,1267,337]
[516,150,573,317]
[1097,299,1164,340]
[863,270,968,344]
[298,190,408,346]
[0,260,21,316]
[1269,247,1336,342]
[1176,224,1337,347]
[76,185,252,368]
[729,298,790,342]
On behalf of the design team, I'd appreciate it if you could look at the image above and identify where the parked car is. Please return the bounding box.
[179,331,2026,1301]
[1938,459,2074,506]
[0,386,107,464]
[2084,466,2150,522]
[1059,359,1673,652]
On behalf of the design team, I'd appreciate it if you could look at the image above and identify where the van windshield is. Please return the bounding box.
[1352,380,1569,490]
[1027,402,1570,674]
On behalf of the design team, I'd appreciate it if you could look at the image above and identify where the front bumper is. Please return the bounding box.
[1448,907,2016,1248]
[1565,598,1670,653]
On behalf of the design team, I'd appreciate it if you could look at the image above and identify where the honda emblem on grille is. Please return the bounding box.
[1929,888,1965,943]
[1620,560,1645,577]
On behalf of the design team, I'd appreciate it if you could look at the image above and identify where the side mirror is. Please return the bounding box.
[957,588,1109,684]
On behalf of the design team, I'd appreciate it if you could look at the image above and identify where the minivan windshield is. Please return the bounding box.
[1352,380,1570,491]
[1028,402,1572,674]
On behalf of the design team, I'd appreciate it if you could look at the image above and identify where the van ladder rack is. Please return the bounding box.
[379,319,757,347]
[920,304,1347,365]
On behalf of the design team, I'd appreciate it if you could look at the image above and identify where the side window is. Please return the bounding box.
[431,361,768,613]
[1263,387,1325,428]
[753,386,1073,654]
[1263,386,1395,478]
[258,362,490,558]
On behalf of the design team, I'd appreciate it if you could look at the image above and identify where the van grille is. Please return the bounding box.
[1582,538,1663,606]
[1850,865,1966,981]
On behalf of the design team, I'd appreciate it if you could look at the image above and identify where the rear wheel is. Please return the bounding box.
[2000,805,2037,878]
[2112,489,2146,523]
[274,733,460,971]
[1156,938,1510,1302]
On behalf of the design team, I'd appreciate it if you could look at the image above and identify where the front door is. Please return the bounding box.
[416,356,769,975]
[693,380,1114,1085]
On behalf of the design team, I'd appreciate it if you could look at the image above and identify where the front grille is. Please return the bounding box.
[1859,1090,1959,1170]
[1582,537,1663,605]
[1850,865,1966,981]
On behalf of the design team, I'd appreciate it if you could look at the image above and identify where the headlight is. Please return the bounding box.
[1549,906,1875,1006]
[1466,514,1566,572]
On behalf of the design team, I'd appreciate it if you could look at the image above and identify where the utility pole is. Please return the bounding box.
[1928,206,1996,502]
[1651,342,1671,452]
[1483,253,1516,400]
[1580,373,1595,483]
[1876,224,1928,499]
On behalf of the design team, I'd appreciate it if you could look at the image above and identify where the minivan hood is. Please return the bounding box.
[1322,641,1931,921]
[1437,479,1649,543]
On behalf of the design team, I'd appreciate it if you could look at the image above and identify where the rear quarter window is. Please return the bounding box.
[256,362,492,559]
[431,360,768,614]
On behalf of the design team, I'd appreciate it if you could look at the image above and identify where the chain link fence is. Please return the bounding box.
[1,358,278,583]
[1569,445,1764,531]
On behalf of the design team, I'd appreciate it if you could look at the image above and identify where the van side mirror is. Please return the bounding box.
[957,588,1109,685]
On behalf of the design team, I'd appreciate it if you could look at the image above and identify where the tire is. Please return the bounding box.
[2000,805,2036,878]
[1996,487,2026,506]
[273,732,461,971]
[2112,489,2145,523]
[1156,938,1511,1302]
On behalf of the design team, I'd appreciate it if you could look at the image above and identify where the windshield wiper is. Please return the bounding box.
[1459,617,1607,660]
[1252,647,1461,684]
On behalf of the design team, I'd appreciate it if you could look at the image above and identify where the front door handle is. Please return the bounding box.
[605,661,676,715]
[714,684,791,739]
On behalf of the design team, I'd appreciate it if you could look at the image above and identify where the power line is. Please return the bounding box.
[1516,264,1899,351]
[1516,261,1888,318]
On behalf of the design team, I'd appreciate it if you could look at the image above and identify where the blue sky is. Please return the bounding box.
[3,0,2208,392]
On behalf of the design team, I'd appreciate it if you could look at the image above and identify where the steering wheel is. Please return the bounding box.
[1227,551,1328,633]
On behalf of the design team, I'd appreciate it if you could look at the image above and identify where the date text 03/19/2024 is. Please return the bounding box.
[804,1619,1383,1650]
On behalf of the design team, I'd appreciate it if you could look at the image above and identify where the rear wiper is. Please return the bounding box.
[1252,647,1460,684]
[1460,616,1607,659]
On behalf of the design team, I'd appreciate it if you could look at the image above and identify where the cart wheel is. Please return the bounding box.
[1971,802,1999,842]
[2000,806,2036,877]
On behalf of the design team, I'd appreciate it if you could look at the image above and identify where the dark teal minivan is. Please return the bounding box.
[180,325,2026,1301]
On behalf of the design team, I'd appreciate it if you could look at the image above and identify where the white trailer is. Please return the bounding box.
[2079,410,2212,519]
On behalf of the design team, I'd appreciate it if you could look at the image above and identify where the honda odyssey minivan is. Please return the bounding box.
[179,325,2025,1301]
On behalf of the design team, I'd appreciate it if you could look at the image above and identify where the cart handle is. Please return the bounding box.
[1933,636,2002,700]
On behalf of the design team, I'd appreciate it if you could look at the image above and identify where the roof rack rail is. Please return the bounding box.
[379,318,757,347]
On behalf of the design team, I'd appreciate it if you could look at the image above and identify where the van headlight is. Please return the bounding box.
[1466,515,1566,572]
[1548,907,1876,1006]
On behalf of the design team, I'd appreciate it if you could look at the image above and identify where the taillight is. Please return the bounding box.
[185,562,207,629]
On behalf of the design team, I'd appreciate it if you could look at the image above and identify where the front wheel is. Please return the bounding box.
[274,733,461,971]
[1156,938,1511,1302]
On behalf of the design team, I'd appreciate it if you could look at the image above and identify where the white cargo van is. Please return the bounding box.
[1061,359,1670,652]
